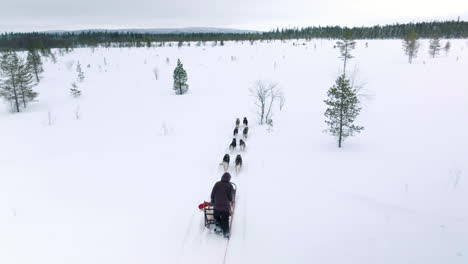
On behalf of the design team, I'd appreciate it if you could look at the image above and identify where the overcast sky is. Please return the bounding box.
[2,0,468,32]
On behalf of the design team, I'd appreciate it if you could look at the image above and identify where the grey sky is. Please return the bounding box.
[2,0,468,32]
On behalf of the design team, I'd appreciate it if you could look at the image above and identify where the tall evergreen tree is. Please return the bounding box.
[324,74,363,148]
[173,59,189,95]
[402,31,420,64]
[0,51,37,112]
[26,50,44,83]
[0,51,21,112]
[17,57,36,108]
[336,31,356,75]
[428,36,441,58]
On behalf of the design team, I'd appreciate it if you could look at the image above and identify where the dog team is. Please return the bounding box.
[221,117,248,174]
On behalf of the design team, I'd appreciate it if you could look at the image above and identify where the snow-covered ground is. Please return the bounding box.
[1,39,467,264]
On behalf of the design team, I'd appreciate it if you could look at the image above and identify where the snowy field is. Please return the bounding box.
[1,39,467,264]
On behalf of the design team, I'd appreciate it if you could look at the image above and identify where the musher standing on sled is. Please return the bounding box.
[210,172,234,238]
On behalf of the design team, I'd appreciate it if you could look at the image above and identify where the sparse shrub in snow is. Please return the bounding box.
[70,82,81,98]
[324,74,363,148]
[0,51,38,113]
[46,110,55,126]
[158,122,172,136]
[178,41,183,48]
[173,59,189,95]
[76,61,85,82]
[26,49,44,83]
[444,41,451,56]
[196,41,202,47]
[50,52,57,64]
[74,105,81,120]
[402,31,420,64]
[429,36,441,58]
[365,42,369,48]
[336,31,356,75]
[87,64,91,68]
[153,67,159,80]
[220,40,225,46]
[250,80,283,125]
[166,57,170,65]
[103,57,107,66]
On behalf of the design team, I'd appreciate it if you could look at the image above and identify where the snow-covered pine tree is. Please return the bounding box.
[336,31,356,75]
[428,36,441,58]
[0,51,38,112]
[0,51,21,112]
[76,61,85,82]
[70,82,81,98]
[173,59,189,95]
[402,31,420,64]
[17,56,37,108]
[444,41,451,56]
[26,50,44,83]
[324,74,363,148]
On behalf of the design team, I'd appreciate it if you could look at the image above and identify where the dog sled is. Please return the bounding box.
[199,183,237,232]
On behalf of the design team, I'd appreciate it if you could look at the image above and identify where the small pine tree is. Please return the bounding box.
[324,74,363,148]
[173,59,189,95]
[70,82,81,98]
[444,41,451,56]
[336,31,356,75]
[26,50,44,83]
[76,61,85,82]
[402,31,420,64]
[428,36,441,58]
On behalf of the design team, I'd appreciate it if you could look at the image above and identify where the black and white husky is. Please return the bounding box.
[220,154,230,171]
[235,118,240,128]
[235,155,243,173]
[243,117,248,127]
[229,138,237,151]
[239,139,246,151]
[233,127,239,137]
[242,127,249,139]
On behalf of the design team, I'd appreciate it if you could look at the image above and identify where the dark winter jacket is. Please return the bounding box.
[211,173,234,212]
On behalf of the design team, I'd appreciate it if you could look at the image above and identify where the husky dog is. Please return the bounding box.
[235,118,240,128]
[242,127,249,139]
[220,154,230,171]
[229,138,237,151]
[239,139,246,151]
[243,117,248,127]
[233,127,239,137]
[235,155,243,173]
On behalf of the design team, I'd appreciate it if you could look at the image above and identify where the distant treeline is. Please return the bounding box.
[1,20,467,50]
